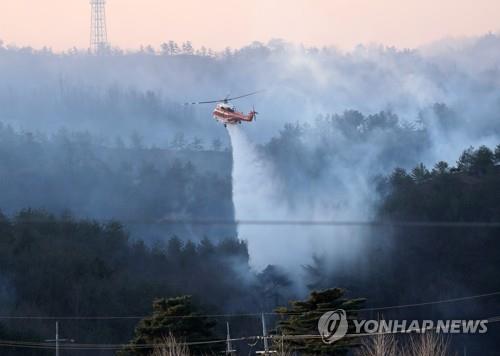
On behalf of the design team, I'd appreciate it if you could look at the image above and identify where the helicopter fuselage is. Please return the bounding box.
[213,103,256,125]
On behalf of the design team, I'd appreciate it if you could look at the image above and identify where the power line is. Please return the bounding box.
[278,314,500,340]
[355,291,500,313]
[0,336,250,351]
[156,219,500,228]
[1,290,499,320]
[0,316,499,351]
[8,218,500,227]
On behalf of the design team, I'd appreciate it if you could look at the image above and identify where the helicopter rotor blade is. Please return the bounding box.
[184,99,221,105]
[184,90,265,105]
[226,90,265,102]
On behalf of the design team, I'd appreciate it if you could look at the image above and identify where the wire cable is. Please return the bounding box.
[9,218,500,227]
[0,316,498,350]
[0,290,499,320]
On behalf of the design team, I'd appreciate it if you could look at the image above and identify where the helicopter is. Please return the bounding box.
[185,90,263,127]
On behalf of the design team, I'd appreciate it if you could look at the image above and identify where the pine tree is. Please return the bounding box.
[411,163,430,183]
[494,144,500,164]
[121,296,221,355]
[275,288,365,355]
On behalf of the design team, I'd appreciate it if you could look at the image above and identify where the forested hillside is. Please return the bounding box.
[0,123,234,240]
[306,145,500,353]
[0,210,290,355]
[0,146,498,354]
[372,144,500,305]
[378,145,500,221]
[0,35,499,354]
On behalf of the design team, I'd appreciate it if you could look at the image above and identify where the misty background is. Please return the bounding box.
[0,34,499,354]
[1,34,498,259]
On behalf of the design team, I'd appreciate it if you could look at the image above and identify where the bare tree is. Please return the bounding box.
[355,331,454,356]
[355,333,399,356]
[406,332,454,356]
[151,334,190,356]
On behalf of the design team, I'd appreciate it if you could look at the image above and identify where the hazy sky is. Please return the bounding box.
[0,0,499,51]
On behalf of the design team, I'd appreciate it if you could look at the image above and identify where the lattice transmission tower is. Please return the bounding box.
[90,0,108,52]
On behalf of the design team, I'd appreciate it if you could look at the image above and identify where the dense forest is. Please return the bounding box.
[0,145,498,354]
[0,35,499,354]
[0,122,234,240]
[303,145,500,354]
[371,145,500,307]
[301,143,500,297]
[0,210,296,355]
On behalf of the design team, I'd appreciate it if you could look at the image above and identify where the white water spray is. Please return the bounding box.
[226,125,282,221]
[227,125,364,273]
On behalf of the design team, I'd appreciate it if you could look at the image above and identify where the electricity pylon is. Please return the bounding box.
[90,0,108,53]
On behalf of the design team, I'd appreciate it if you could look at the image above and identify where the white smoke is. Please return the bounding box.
[227,124,367,276]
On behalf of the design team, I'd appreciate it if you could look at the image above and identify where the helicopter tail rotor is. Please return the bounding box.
[251,105,259,121]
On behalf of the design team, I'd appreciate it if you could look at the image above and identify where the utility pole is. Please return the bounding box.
[226,322,236,355]
[45,322,74,356]
[256,313,276,355]
[90,0,108,52]
[262,313,269,354]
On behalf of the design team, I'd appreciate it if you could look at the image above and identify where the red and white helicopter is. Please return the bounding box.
[186,91,263,127]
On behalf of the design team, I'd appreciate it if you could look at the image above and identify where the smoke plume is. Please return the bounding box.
[227,124,367,277]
